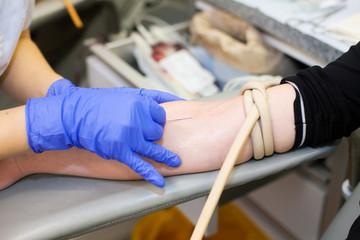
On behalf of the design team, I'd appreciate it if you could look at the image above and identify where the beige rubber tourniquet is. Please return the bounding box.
[191,80,280,240]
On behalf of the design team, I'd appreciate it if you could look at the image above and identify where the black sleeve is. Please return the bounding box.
[347,214,360,240]
[281,42,360,147]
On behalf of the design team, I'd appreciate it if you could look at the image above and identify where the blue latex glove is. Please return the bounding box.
[26,80,183,187]
[46,78,77,96]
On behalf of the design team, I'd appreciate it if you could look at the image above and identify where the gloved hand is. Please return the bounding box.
[27,80,183,187]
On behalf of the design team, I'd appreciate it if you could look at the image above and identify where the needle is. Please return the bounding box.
[167,116,194,122]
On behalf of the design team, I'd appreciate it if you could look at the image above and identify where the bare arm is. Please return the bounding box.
[0,30,62,102]
[0,84,296,189]
[0,30,62,159]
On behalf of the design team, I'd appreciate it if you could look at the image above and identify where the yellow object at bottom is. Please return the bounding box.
[131,203,270,240]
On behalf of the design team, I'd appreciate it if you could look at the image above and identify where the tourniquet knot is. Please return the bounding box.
[239,80,280,159]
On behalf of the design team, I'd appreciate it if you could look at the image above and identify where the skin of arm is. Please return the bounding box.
[0,84,296,189]
[0,30,62,159]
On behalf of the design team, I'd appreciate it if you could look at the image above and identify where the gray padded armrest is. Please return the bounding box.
[0,144,336,240]
[320,183,360,240]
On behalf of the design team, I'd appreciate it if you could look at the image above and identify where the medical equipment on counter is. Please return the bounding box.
[191,80,279,239]
[189,46,250,89]
[85,21,245,92]
[189,9,283,75]
[132,16,219,99]
[286,2,345,34]
[324,13,360,45]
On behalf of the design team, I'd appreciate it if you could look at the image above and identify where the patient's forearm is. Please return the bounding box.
[0,84,295,189]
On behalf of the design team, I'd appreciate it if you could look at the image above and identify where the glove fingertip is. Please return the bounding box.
[149,100,166,125]
[154,177,166,188]
[128,155,166,188]
[167,155,181,168]
[147,174,166,188]
[167,96,186,102]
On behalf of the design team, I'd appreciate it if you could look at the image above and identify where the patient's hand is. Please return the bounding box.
[0,84,295,190]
